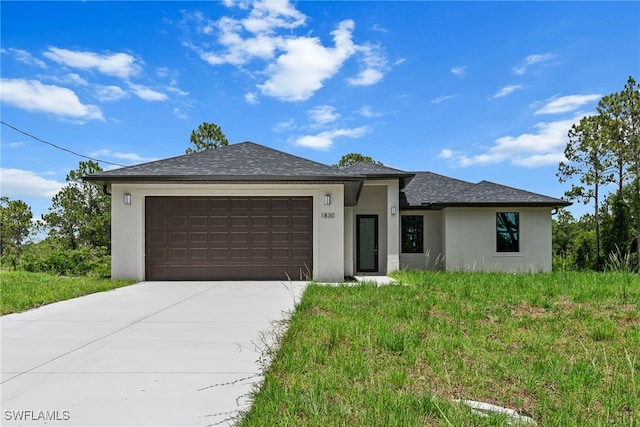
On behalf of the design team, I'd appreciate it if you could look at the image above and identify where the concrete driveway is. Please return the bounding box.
[1,281,308,426]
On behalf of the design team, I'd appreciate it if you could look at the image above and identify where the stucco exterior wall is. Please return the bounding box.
[443,207,552,272]
[110,183,345,282]
[399,210,444,270]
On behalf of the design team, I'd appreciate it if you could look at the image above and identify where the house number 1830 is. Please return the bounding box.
[322,212,335,219]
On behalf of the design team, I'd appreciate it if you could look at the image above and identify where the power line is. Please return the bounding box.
[1,121,126,167]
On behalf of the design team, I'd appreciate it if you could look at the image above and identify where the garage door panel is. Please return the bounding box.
[190,248,208,260]
[169,232,187,244]
[190,216,208,228]
[210,216,228,227]
[148,248,167,261]
[189,198,208,211]
[169,248,187,260]
[292,198,312,210]
[251,232,269,244]
[148,217,167,229]
[272,216,290,227]
[170,216,187,228]
[230,248,250,261]
[210,232,229,245]
[292,248,312,259]
[230,216,250,227]
[190,232,208,245]
[251,216,269,228]
[272,232,290,244]
[292,216,311,227]
[146,196,312,280]
[169,199,188,210]
[251,199,270,210]
[148,232,167,245]
[292,231,311,243]
[231,199,250,210]
[231,232,250,244]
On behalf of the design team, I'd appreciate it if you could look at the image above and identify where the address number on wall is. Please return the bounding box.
[322,212,335,219]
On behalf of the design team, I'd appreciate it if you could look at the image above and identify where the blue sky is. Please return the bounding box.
[1,1,639,221]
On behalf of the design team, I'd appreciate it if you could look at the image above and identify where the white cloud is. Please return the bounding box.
[439,115,583,168]
[258,20,357,101]
[512,53,555,75]
[244,92,259,104]
[451,65,466,77]
[371,24,388,33]
[187,1,388,102]
[308,105,340,126]
[348,68,384,86]
[127,83,168,101]
[292,126,368,150]
[0,78,104,121]
[347,44,387,86]
[172,107,188,120]
[431,95,456,104]
[88,149,158,164]
[241,0,306,33]
[3,48,47,68]
[492,84,524,99]
[357,105,384,118]
[95,85,129,101]
[525,53,554,65]
[273,118,296,131]
[535,94,601,115]
[0,168,64,199]
[43,47,141,79]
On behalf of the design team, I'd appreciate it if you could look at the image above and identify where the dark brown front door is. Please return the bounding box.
[145,196,313,280]
[356,215,378,273]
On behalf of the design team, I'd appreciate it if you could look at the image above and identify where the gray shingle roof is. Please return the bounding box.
[401,172,570,208]
[85,141,570,208]
[340,162,409,176]
[87,141,350,181]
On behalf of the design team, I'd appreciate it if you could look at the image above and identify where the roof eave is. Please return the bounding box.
[401,201,572,210]
[83,174,364,183]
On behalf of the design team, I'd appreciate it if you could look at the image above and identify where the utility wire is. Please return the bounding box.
[1,120,126,167]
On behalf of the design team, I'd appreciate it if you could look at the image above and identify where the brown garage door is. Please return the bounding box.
[145,196,313,280]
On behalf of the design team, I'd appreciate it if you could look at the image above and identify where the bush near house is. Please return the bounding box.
[241,271,640,426]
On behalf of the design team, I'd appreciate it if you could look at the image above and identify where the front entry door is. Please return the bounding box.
[356,215,378,273]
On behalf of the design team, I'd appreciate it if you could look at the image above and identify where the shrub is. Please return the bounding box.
[21,246,110,277]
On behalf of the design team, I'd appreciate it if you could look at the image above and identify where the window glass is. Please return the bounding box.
[496,212,519,252]
[402,216,424,253]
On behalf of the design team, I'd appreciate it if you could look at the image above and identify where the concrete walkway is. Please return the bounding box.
[1,281,307,427]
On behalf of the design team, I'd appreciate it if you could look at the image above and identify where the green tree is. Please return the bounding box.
[620,77,640,262]
[598,92,629,195]
[186,122,229,154]
[552,209,578,259]
[43,161,110,250]
[600,192,633,258]
[0,197,33,259]
[558,115,613,269]
[333,153,383,168]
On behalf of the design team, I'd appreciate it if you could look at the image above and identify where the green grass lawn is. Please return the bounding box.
[240,271,640,426]
[0,271,136,315]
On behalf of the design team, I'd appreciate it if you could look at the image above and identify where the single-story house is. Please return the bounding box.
[85,141,571,282]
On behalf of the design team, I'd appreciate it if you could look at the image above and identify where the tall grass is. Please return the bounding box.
[0,271,136,315]
[241,271,640,426]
